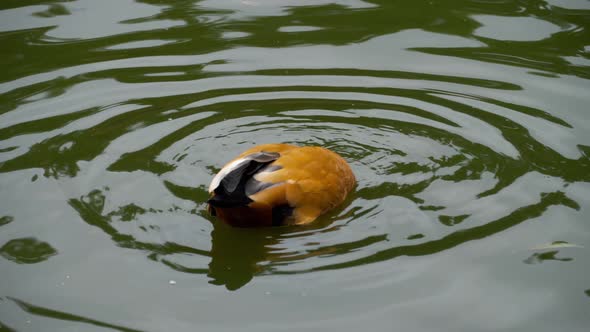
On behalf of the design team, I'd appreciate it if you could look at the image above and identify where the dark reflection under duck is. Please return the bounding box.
[207,222,278,290]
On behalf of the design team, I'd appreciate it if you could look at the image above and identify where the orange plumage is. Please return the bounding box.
[207,144,355,227]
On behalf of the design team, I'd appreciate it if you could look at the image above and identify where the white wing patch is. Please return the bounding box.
[208,157,249,193]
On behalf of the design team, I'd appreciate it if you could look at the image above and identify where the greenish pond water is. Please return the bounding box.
[1,0,590,331]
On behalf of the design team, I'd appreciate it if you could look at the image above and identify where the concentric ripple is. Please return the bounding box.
[1,0,589,330]
[2,65,587,288]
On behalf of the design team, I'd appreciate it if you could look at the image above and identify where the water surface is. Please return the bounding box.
[1,0,589,331]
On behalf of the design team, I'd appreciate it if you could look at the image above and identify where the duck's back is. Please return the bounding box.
[208,144,355,226]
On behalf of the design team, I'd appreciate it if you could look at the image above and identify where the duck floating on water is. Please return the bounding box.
[207,144,355,227]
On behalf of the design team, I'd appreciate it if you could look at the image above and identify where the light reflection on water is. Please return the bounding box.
[0,0,589,331]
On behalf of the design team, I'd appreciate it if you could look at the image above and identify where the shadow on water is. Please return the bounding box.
[0,237,57,264]
[523,249,574,264]
[0,0,587,117]
[6,297,147,332]
[207,223,281,290]
[283,191,580,273]
[66,181,581,290]
[67,186,309,290]
[68,189,211,261]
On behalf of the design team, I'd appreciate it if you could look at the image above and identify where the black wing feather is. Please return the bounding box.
[208,151,280,208]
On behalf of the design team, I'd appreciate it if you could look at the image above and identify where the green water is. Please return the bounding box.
[1,0,589,331]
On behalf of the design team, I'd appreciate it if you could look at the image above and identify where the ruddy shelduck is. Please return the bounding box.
[207,144,355,227]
